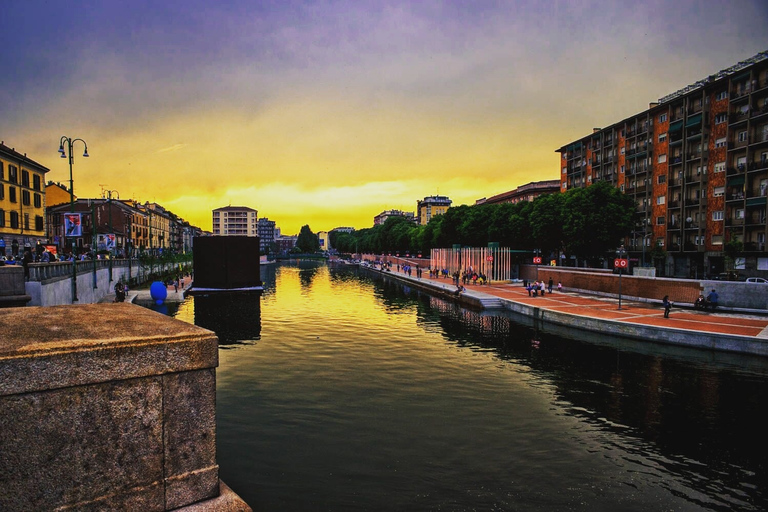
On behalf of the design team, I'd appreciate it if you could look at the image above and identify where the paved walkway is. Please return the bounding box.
[99,276,193,304]
[383,269,768,340]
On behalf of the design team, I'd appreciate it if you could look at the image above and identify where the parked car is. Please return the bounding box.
[746,277,768,284]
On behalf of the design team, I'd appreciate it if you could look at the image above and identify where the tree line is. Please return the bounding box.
[320,181,637,264]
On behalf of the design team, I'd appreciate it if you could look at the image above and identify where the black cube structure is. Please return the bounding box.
[191,236,262,292]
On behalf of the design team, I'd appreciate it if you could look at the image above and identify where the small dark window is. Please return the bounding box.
[22,170,29,187]
[10,211,19,229]
[9,186,16,203]
[35,215,44,231]
[8,165,17,183]
[33,174,41,190]
[22,190,31,206]
[34,193,42,208]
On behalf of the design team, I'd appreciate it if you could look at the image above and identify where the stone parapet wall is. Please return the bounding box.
[0,303,250,511]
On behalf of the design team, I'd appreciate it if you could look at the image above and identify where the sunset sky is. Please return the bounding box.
[2,1,767,234]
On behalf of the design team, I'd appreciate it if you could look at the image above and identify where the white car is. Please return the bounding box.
[746,277,768,283]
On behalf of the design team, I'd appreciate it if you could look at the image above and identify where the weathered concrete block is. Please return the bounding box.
[0,303,248,511]
[0,266,31,307]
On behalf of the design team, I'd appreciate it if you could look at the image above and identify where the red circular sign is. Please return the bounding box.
[487,256,494,261]
[533,257,542,264]
[615,258,628,268]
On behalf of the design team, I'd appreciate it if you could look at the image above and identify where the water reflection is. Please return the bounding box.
[360,267,768,511]
[192,292,261,346]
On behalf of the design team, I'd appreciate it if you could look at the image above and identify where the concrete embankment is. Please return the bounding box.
[358,265,768,358]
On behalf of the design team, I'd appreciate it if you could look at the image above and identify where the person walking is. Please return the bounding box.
[663,295,672,318]
[548,277,553,293]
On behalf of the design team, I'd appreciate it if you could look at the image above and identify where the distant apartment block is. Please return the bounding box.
[212,206,258,236]
[417,195,452,226]
[374,209,416,225]
[257,217,276,253]
[557,51,768,278]
[475,180,560,205]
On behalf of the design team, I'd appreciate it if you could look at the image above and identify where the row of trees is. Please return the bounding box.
[329,181,637,264]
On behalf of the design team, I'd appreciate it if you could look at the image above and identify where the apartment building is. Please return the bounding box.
[475,180,561,205]
[257,217,276,254]
[416,195,452,226]
[0,142,50,257]
[557,51,768,278]
[212,206,258,236]
[374,209,416,225]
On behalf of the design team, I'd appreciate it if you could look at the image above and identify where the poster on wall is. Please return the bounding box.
[97,234,116,252]
[63,213,82,237]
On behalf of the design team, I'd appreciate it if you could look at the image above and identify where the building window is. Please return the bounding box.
[562,167,567,174]
[656,195,666,205]
[10,211,19,229]
[8,165,18,183]
[620,165,625,173]
[657,216,665,225]
[35,215,44,231]
[659,113,667,123]
[34,193,42,208]
[714,186,725,197]
[22,190,31,206]
[738,130,748,142]
[716,90,728,101]
[33,174,41,190]
[21,170,29,187]
[715,113,728,124]
[714,162,726,173]
[659,132,667,143]
[712,235,723,245]
[713,211,724,221]
[620,147,625,155]
[658,154,667,163]
[715,137,727,148]
[736,209,745,219]
[9,187,16,203]
[24,213,29,230]
[0,184,3,200]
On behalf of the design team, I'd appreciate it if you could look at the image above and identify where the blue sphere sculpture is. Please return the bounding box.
[150,281,167,305]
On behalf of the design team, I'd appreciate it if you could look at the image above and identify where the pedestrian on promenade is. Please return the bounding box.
[548,277,553,293]
[707,289,719,311]
[557,281,563,292]
[663,295,672,318]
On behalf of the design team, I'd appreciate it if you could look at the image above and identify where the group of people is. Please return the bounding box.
[524,277,562,296]
[664,288,719,318]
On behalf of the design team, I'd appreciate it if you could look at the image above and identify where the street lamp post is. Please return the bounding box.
[616,245,627,310]
[104,190,119,283]
[58,136,89,302]
[534,248,542,282]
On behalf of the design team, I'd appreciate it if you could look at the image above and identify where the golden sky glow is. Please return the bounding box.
[2,1,767,234]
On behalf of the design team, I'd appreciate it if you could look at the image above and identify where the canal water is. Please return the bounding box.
[160,260,768,511]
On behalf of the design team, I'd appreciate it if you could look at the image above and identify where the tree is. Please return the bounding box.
[296,225,320,253]
[561,181,635,263]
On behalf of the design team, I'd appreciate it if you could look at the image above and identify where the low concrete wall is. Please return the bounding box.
[24,262,140,306]
[523,266,768,311]
[0,304,250,511]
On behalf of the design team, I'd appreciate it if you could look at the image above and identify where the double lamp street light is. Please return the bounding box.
[58,135,89,302]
